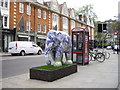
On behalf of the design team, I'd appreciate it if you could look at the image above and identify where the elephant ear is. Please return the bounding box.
[47,31,56,40]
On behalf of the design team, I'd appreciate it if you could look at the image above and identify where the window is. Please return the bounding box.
[5,0,8,8]
[37,0,44,4]
[52,13,58,30]
[63,17,68,25]
[43,11,46,19]
[4,17,8,27]
[1,0,3,7]
[71,20,75,29]
[63,8,68,16]
[19,3,24,13]
[0,0,8,8]
[38,9,41,18]
[63,17,68,33]
[26,21,30,31]
[38,24,41,32]
[43,24,46,33]
[53,4,59,11]
[27,5,31,15]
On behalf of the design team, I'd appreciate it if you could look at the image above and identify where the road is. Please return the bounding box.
[2,54,46,78]
[2,49,118,79]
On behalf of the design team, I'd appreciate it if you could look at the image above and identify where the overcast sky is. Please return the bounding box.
[45,0,120,21]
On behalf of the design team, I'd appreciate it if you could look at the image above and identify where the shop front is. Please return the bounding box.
[1,29,15,52]
[17,31,47,50]
[37,35,47,50]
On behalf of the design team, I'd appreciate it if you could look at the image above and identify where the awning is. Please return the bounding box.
[37,36,46,39]
[18,35,29,38]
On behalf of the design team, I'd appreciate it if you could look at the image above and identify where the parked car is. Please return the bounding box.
[8,41,43,56]
[106,46,112,50]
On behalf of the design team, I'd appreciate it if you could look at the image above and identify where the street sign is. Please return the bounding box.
[114,32,118,35]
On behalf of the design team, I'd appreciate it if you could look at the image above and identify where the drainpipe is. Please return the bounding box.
[28,2,31,41]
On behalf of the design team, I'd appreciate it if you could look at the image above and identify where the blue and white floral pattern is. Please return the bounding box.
[45,30,72,66]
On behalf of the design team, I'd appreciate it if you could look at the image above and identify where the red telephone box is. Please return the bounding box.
[72,27,89,65]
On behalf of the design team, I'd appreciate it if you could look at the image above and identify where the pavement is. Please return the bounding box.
[0,50,119,88]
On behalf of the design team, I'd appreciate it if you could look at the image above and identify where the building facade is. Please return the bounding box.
[2,0,94,51]
[0,0,16,52]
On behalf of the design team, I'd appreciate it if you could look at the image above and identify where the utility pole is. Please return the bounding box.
[98,23,107,52]
[0,9,2,52]
[102,24,104,52]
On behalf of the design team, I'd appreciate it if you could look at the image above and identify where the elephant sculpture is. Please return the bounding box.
[44,30,73,67]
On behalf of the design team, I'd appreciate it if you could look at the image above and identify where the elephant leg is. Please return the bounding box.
[65,53,73,64]
[53,47,63,67]
[50,50,56,61]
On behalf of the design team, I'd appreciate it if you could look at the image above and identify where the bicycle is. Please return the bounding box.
[89,49,105,63]
[102,51,110,59]
[95,49,110,59]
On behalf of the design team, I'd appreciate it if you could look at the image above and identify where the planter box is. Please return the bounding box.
[30,64,77,82]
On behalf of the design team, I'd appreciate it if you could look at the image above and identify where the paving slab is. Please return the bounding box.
[2,51,118,88]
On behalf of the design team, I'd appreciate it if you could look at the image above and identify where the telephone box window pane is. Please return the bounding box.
[77,54,83,63]
[78,34,83,50]
[73,54,76,62]
[73,35,77,51]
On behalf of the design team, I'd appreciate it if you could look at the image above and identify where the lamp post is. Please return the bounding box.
[0,10,2,28]
[0,9,2,52]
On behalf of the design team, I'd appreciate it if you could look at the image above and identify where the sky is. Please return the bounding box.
[45,0,120,21]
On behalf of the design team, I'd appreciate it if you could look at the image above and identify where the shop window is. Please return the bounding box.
[38,9,41,18]
[19,3,24,13]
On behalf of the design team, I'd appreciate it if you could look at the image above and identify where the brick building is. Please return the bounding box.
[2,0,94,51]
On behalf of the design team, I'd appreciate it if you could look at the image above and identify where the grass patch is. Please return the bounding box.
[32,64,72,70]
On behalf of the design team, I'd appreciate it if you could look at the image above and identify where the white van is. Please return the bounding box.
[8,41,43,56]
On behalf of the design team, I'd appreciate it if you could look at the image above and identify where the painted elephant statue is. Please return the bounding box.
[44,30,73,67]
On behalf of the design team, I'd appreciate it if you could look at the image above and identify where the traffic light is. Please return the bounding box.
[103,24,107,30]
[98,24,102,32]
[98,24,107,32]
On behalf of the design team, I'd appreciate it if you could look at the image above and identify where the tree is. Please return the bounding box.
[75,4,97,22]
[75,4,98,48]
